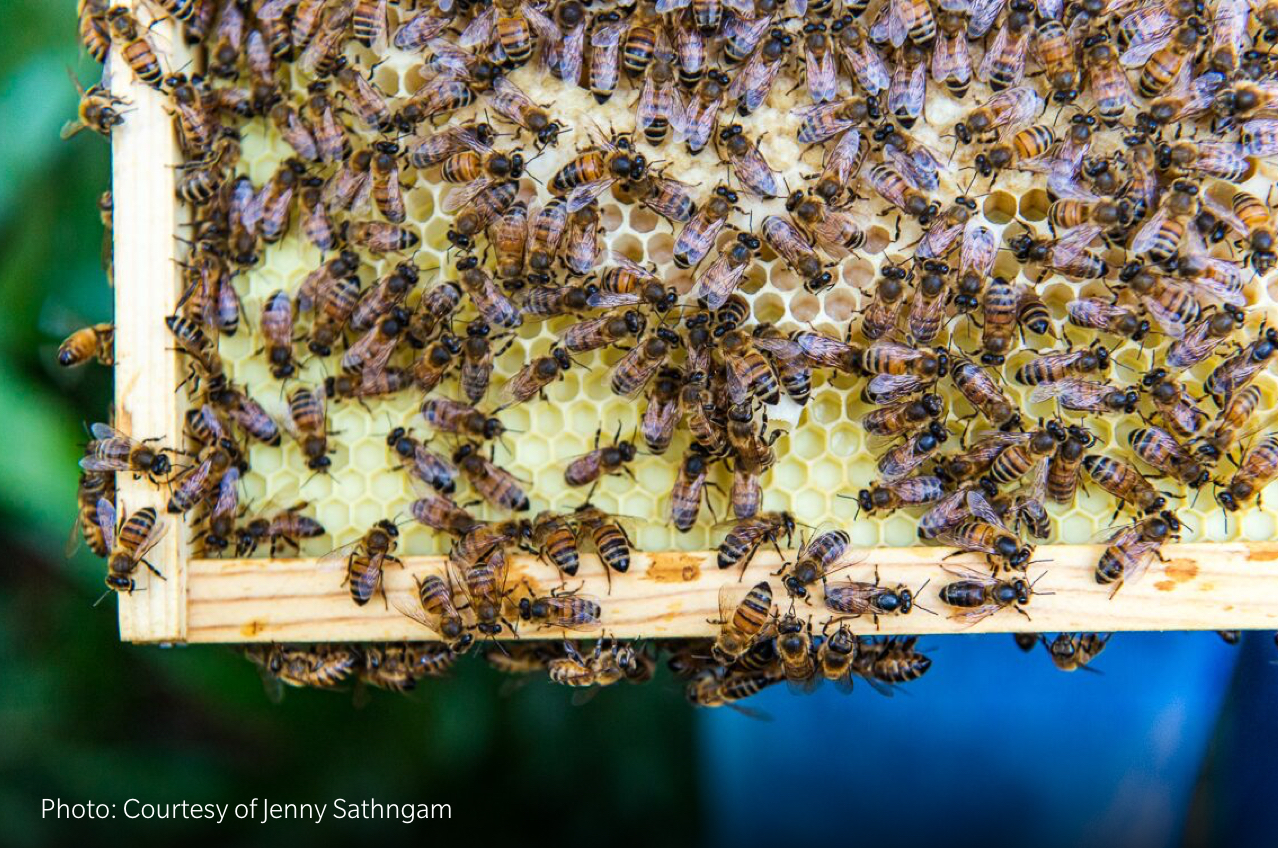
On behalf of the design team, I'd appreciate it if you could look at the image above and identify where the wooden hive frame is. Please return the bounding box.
[108,4,1278,646]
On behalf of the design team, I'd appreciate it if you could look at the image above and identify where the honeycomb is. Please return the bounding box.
[204,3,1278,565]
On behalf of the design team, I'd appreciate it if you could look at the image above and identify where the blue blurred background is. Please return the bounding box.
[3,2,1277,846]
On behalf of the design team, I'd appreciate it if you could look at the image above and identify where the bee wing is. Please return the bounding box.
[964,490,1008,529]
[966,0,1005,37]
[959,222,997,276]
[89,421,132,445]
[1242,119,1278,157]
[1028,379,1070,404]
[557,22,587,83]
[976,22,1011,83]
[940,562,996,584]
[590,21,625,48]
[458,5,496,47]
[442,178,494,214]
[97,497,117,552]
[656,0,692,10]
[1049,223,1101,265]
[565,179,616,213]
[586,289,641,309]
[823,580,879,615]
[806,45,837,103]
[643,176,695,222]
[915,216,964,260]
[752,335,806,362]
[870,0,908,47]
[867,373,926,403]
[932,30,971,85]
[1036,0,1062,19]
[391,590,438,631]
[212,466,241,518]
[318,536,366,572]
[877,441,926,481]
[883,142,941,193]
[542,595,604,631]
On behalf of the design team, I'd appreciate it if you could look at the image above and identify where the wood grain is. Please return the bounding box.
[179,542,1278,644]
[110,4,190,643]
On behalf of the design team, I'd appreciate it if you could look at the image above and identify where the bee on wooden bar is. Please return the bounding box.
[81,423,175,483]
[1096,510,1181,594]
[713,581,774,664]
[394,573,474,653]
[97,498,168,594]
[938,564,1038,625]
[321,519,402,607]
[574,504,634,574]
[533,511,582,576]
[518,586,603,632]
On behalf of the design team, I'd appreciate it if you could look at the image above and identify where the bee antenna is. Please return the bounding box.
[913,602,938,616]
[92,589,113,608]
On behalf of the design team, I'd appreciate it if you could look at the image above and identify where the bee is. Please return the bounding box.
[682,377,726,453]
[773,613,817,692]
[673,70,725,155]
[794,98,870,147]
[713,581,774,664]
[588,12,626,102]
[421,398,506,440]
[216,388,280,447]
[407,123,496,170]
[825,568,924,624]
[950,358,1018,428]
[574,504,634,574]
[818,623,859,692]
[565,424,637,490]
[444,180,520,242]
[341,307,408,378]
[1218,434,1278,512]
[386,427,457,495]
[560,311,646,355]
[233,503,325,558]
[751,325,813,405]
[717,512,795,573]
[777,528,851,598]
[861,393,945,440]
[855,340,947,378]
[721,329,781,406]
[639,367,683,455]
[497,347,573,408]
[96,498,167,594]
[1015,343,1111,386]
[636,28,683,145]
[1030,378,1140,415]
[1066,298,1151,342]
[1045,633,1110,672]
[934,489,1034,571]
[671,12,706,87]
[1096,511,1181,593]
[761,215,830,293]
[298,186,337,250]
[298,0,356,76]
[1205,327,1278,402]
[321,149,372,213]
[786,192,866,260]
[167,424,237,515]
[456,259,521,330]
[729,27,792,115]
[1241,118,1278,157]
[865,162,934,221]
[858,268,907,341]
[62,67,129,142]
[1129,182,1198,264]
[716,124,777,199]
[855,636,932,690]
[457,321,497,405]
[688,232,756,309]
[670,448,712,532]
[1034,18,1079,103]
[532,511,581,576]
[563,203,603,276]
[1201,190,1277,275]
[280,385,330,472]
[977,0,1032,92]
[360,644,457,691]
[516,283,597,322]
[675,186,738,269]
[350,0,389,51]
[722,6,774,64]
[488,201,529,281]
[1084,36,1133,126]
[1046,425,1093,505]
[1196,385,1261,462]
[343,221,419,255]
[518,587,603,632]
[71,470,115,559]
[58,323,114,368]
[521,199,572,279]
[833,18,890,94]
[1011,227,1109,282]
[1084,454,1167,514]
[412,494,479,536]
[488,75,562,146]
[938,564,1036,625]
[78,0,110,63]
[1142,369,1208,439]
[611,327,680,398]
[453,443,530,511]
[243,644,360,700]
[853,476,947,519]
[80,423,174,482]
[320,520,401,607]
[257,290,296,380]
[105,7,164,88]
[1138,22,1200,99]
[625,171,697,224]
[951,84,1043,145]
[303,268,361,358]
[877,421,950,481]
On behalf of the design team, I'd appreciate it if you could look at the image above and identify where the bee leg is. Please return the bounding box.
[141,559,166,579]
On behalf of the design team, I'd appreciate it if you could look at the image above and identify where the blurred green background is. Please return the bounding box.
[0,3,700,845]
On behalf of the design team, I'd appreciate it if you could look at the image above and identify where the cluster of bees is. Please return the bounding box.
[61,0,1278,705]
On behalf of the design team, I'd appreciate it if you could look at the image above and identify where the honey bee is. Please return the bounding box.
[412,494,479,536]
[299,186,337,250]
[565,424,638,490]
[78,0,110,63]
[611,326,680,398]
[1205,326,1278,402]
[1034,18,1079,103]
[675,186,737,270]
[456,258,521,329]
[70,470,114,559]
[81,423,174,482]
[343,220,419,255]
[321,149,372,213]
[1084,454,1167,514]
[421,398,506,440]
[106,7,164,88]
[497,347,574,408]
[861,393,945,440]
[458,321,497,405]
[407,123,496,171]
[518,587,603,632]
[938,564,1036,625]
[562,203,602,276]
[681,376,727,453]
[1218,434,1278,512]
[670,448,712,531]
[786,192,867,261]
[1011,227,1109,282]
[715,124,777,199]
[855,635,933,691]
[303,266,361,358]
[1128,426,1209,488]
[761,215,831,293]
[1241,118,1278,157]
[951,84,1043,144]
[1200,190,1277,275]
[877,421,950,481]
[341,307,409,377]
[532,511,581,576]
[1142,369,1209,438]
[1045,632,1111,672]
[574,504,634,574]
[1083,36,1133,126]
[822,16,881,93]
[773,613,817,692]
[1047,425,1093,505]
[717,511,795,573]
[1015,343,1111,386]
[488,75,562,146]
[689,232,756,308]
[865,162,935,220]
[390,572,473,652]
[635,28,684,145]
[728,27,791,115]
[978,0,1033,91]
[1096,511,1181,593]
[58,323,114,368]
[949,357,1018,428]
[1195,385,1261,462]
[444,179,520,241]
[1066,298,1151,342]
[559,311,646,355]
[233,503,325,558]
[321,520,401,607]
[1138,22,1201,99]
[386,427,457,495]
[817,623,859,692]
[63,66,129,142]
[298,0,356,76]
[713,581,774,664]
[776,528,850,598]
[750,325,813,405]
[488,202,529,281]
[95,497,168,595]
[825,567,926,624]
[258,290,296,379]
[243,644,361,701]
[283,385,330,472]
[1030,378,1140,415]
[453,443,530,511]
[638,367,682,455]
